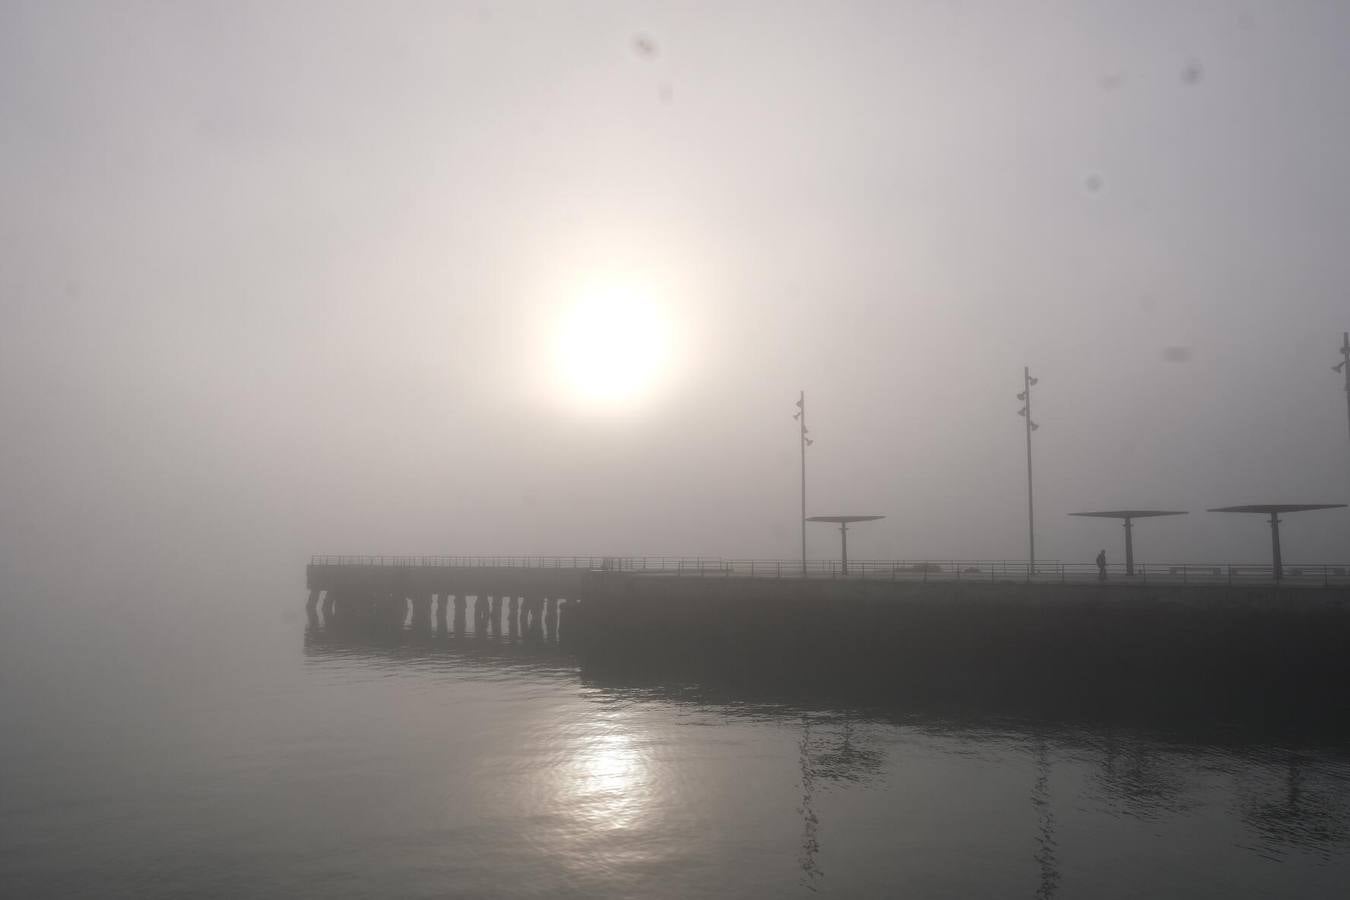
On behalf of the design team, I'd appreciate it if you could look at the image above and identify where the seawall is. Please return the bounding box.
[569,575,1350,724]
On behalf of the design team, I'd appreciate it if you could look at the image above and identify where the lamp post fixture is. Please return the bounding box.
[1017,367,1040,577]
[794,391,813,577]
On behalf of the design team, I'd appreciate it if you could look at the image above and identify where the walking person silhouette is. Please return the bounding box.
[1096,549,1107,582]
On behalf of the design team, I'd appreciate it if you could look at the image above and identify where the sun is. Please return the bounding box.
[553,284,673,411]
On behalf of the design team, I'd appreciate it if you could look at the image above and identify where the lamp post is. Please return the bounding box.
[794,391,813,577]
[1335,332,1350,485]
[1017,367,1040,578]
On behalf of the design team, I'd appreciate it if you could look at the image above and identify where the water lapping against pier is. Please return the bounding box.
[4,593,1350,898]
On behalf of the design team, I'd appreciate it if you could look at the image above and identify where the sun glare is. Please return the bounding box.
[560,725,654,834]
[554,284,673,411]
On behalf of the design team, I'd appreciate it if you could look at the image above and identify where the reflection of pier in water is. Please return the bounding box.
[303,620,1350,873]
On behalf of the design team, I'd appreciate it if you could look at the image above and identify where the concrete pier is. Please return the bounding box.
[568,574,1350,709]
[304,560,1350,688]
[304,558,1350,738]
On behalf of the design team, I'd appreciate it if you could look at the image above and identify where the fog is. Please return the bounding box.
[4,1,1350,606]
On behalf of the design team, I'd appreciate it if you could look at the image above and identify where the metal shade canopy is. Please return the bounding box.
[805,516,885,575]
[1207,504,1346,514]
[1069,510,1188,576]
[1207,504,1347,581]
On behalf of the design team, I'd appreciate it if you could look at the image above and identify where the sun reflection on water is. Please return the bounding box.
[562,726,653,833]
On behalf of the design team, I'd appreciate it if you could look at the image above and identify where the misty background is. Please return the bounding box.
[4,0,1350,617]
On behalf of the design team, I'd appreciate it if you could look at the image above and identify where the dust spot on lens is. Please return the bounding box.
[1162,346,1193,363]
[633,35,658,58]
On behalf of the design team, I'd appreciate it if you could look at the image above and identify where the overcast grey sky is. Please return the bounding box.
[3,0,1349,595]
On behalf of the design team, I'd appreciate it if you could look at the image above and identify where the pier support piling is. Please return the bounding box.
[411,594,432,629]
[546,597,560,639]
[474,593,490,631]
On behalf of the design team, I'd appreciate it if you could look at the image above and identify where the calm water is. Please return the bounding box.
[4,583,1350,898]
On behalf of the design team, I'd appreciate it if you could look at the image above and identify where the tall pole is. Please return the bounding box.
[801,392,807,577]
[1018,367,1039,578]
[1340,332,1350,475]
[796,391,810,577]
[1025,367,1034,576]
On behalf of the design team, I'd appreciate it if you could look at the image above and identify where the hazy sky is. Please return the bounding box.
[4,0,1350,594]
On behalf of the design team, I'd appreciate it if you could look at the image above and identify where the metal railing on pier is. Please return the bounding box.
[308,556,1350,586]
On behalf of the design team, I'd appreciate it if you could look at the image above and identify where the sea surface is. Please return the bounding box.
[3,579,1350,898]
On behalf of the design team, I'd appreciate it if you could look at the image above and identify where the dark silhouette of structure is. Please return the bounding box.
[1208,504,1348,581]
[1070,510,1189,576]
[794,391,813,577]
[1017,367,1041,576]
[805,515,885,575]
[1336,332,1350,483]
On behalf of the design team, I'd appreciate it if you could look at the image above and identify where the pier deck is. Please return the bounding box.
[304,554,1350,631]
